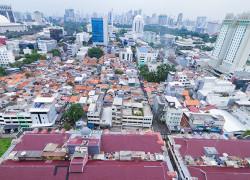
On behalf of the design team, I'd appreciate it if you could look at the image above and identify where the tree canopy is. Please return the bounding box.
[115,69,124,75]
[0,67,7,77]
[87,47,104,59]
[243,130,250,137]
[139,64,176,83]
[63,103,84,126]
[144,24,217,43]
[10,50,46,68]
[49,49,61,57]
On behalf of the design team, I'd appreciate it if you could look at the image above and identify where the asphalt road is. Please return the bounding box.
[152,118,171,137]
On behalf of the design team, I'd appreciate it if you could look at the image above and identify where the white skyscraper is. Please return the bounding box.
[33,11,43,24]
[211,13,250,74]
[132,15,144,38]
[195,16,207,33]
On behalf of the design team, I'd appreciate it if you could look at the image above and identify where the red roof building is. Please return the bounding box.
[168,136,250,180]
[101,133,163,153]
[0,130,173,180]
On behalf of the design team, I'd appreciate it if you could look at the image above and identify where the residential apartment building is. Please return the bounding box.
[195,76,235,95]
[0,104,32,128]
[49,26,64,41]
[167,71,192,88]
[87,94,104,126]
[195,76,236,107]
[158,15,168,26]
[231,100,250,129]
[29,97,57,127]
[122,102,153,128]
[136,46,158,66]
[111,97,153,128]
[64,9,75,22]
[87,103,102,125]
[211,13,250,74]
[154,95,183,132]
[143,31,160,44]
[6,40,20,55]
[168,135,250,180]
[112,97,123,126]
[37,39,57,53]
[76,32,90,45]
[0,45,15,67]
[63,42,78,57]
[195,16,207,33]
[119,46,133,62]
[165,81,185,98]
[182,112,225,132]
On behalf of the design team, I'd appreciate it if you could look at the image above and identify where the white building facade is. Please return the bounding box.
[119,47,133,62]
[0,15,27,33]
[161,96,183,132]
[0,105,32,128]
[76,32,90,45]
[136,46,158,66]
[132,15,144,39]
[0,45,15,67]
[212,13,250,74]
[37,39,57,53]
[111,97,153,128]
[29,97,57,127]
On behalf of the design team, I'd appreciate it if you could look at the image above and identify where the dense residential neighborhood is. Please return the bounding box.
[0,2,250,180]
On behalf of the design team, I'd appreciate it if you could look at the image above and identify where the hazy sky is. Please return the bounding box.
[2,0,250,20]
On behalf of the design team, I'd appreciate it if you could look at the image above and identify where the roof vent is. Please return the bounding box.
[20,151,27,156]
[204,147,218,157]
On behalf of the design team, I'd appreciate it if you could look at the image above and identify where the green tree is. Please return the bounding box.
[144,24,217,43]
[201,46,214,51]
[10,51,44,68]
[10,61,23,68]
[115,69,124,75]
[50,49,61,57]
[139,64,175,83]
[63,122,72,131]
[0,67,7,77]
[149,42,154,48]
[243,130,250,137]
[117,28,127,36]
[63,104,84,126]
[139,65,149,77]
[87,47,104,59]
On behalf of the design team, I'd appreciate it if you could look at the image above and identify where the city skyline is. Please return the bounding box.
[1,0,250,20]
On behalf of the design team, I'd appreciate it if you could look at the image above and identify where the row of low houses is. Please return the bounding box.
[0,47,155,132]
[152,68,250,134]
